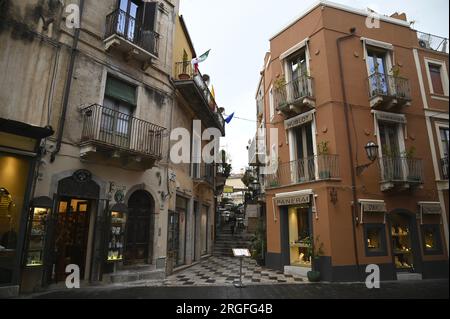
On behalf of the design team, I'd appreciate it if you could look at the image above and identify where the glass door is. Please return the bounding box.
[118,0,140,42]
[294,123,315,182]
[368,50,389,95]
[379,122,403,180]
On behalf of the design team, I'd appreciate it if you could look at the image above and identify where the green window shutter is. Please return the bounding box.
[105,77,136,105]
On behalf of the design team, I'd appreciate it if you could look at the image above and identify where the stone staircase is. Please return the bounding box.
[213,222,253,257]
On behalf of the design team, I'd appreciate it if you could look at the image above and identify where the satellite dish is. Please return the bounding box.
[419,39,428,48]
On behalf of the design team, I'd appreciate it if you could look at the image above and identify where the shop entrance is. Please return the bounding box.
[125,190,154,264]
[53,198,92,282]
[389,211,422,274]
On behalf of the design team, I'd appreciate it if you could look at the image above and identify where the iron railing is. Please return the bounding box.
[440,156,449,180]
[274,75,314,110]
[193,163,215,185]
[105,9,159,57]
[416,31,449,53]
[265,155,339,188]
[174,61,225,131]
[80,104,165,158]
[379,157,424,184]
[368,73,411,100]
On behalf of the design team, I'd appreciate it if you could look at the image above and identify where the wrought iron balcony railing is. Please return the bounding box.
[80,104,165,159]
[274,75,314,111]
[416,31,449,53]
[368,73,411,101]
[105,9,159,57]
[440,156,449,180]
[174,62,225,132]
[193,163,215,185]
[265,155,339,188]
[379,156,424,185]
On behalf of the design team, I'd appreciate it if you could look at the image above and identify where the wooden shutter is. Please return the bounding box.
[429,64,444,95]
[105,77,136,106]
[142,1,157,31]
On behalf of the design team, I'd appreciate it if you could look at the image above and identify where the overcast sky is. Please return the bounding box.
[179,0,449,174]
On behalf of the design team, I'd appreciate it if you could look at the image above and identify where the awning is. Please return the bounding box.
[372,110,407,140]
[361,37,394,51]
[0,118,54,139]
[280,38,309,60]
[358,199,387,224]
[418,202,442,224]
[284,111,314,130]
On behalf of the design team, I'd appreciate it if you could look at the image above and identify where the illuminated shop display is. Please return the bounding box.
[392,224,413,270]
[107,211,126,262]
[289,206,311,267]
[421,224,442,254]
[25,207,50,267]
[363,224,387,256]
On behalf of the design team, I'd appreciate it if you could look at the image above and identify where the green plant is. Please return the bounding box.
[274,76,286,89]
[391,65,401,78]
[403,146,416,159]
[317,141,329,155]
[250,219,266,265]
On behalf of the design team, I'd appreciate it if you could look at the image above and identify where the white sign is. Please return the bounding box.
[232,248,251,257]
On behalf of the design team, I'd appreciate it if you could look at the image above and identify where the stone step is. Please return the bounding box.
[105,267,165,284]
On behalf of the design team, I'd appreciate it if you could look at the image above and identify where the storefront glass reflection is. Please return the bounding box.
[0,154,31,285]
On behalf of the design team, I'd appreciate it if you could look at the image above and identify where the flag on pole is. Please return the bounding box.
[225,112,235,124]
[211,85,216,100]
[192,49,211,72]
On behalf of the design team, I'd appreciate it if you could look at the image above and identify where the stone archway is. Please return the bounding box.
[125,190,155,264]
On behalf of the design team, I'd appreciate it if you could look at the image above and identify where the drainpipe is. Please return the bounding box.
[50,0,85,162]
[336,27,361,280]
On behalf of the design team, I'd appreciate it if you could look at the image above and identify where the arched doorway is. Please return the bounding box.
[125,190,154,264]
[388,210,422,275]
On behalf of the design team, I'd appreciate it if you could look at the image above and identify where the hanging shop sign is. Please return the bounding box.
[358,199,387,224]
[418,202,442,224]
[284,112,313,130]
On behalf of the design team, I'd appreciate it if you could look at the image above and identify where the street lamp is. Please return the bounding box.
[356,141,379,175]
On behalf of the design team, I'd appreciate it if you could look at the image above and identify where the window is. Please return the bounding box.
[439,127,449,158]
[429,64,445,95]
[287,48,311,100]
[367,48,389,95]
[378,121,405,181]
[293,122,315,182]
[364,224,387,256]
[191,131,201,178]
[421,224,443,255]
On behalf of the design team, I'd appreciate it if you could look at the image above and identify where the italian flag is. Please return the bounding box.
[192,49,211,72]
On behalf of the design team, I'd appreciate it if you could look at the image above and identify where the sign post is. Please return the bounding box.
[232,248,251,288]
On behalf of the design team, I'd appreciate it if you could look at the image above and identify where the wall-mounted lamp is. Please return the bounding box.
[356,141,379,176]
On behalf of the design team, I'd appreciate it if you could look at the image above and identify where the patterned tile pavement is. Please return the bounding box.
[160,256,306,286]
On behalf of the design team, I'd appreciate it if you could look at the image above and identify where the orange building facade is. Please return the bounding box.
[255,1,449,281]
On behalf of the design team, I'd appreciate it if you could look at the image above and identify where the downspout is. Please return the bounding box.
[336,28,361,280]
[50,0,85,162]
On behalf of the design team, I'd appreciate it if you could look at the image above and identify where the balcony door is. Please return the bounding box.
[289,49,308,100]
[379,121,403,180]
[367,49,389,96]
[293,123,315,182]
[118,0,141,41]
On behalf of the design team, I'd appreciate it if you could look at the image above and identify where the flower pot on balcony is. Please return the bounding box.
[307,270,321,282]
[319,171,331,179]
[178,73,190,80]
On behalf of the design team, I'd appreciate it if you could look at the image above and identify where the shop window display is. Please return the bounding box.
[0,154,31,285]
[363,224,387,256]
[421,224,442,255]
[107,211,126,262]
[289,207,311,267]
[391,224,413,270]
[25,207,51,266]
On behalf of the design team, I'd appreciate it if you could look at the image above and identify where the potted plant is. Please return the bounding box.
[178,51,191,80]
[274,76,288,110]
[317,141,331,179]
[306,236,324,282]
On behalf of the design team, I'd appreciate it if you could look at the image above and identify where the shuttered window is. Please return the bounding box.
[105,76,136,106]
[429,63,444,95]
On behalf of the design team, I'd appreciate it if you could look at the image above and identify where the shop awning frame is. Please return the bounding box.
[358,199,387,224]
[418,201,442,225]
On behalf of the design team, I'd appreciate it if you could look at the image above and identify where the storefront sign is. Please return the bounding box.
[374,111,406,124]
[223,186,234,193]
[420,203,442,215]
[362,202,387,213]
[284,112,313,130]
[274,194,310,206]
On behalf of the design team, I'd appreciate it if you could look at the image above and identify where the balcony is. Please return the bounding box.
[440,156,449,180]
[193,163,215,186]
[104,9,159,63]
[378,157,424,191]
[79,104,165,170]
[274,76,315,117]
[368,73,411,109]
[416,31,449,53]
[265,155,339,188]
[173,62,225,136]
